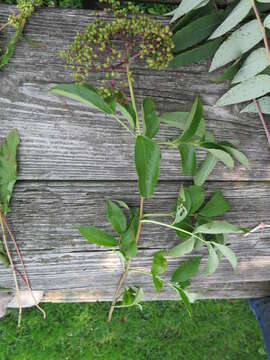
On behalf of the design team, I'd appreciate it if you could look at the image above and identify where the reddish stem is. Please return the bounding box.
[253,99,270,148]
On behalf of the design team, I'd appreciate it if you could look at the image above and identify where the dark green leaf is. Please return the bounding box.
[173,285,192,316]
[142,98,160,138]
[151,251,167,276]
[166,237,195,257]
[152,275,163,292]
[120,210,139,259]
[194,220,244,234]
[179,144,197,176]
[194,153,217,186]
[211,59,242,82]
[214,243,237,269]
[50,83,114,114]
[199,190,230,217]
[171,257,201,283]
[106,199,127,234]
[173,11,224,53]
[179,97,203,143]
[78,226,118,247]
[0,251,9,268]
[0,129,20,215]
[186,185,205,213]
[135,136,161,198]
[170,38,223,67]
[200,142,234,169]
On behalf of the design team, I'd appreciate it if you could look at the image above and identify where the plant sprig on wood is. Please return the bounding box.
[52,0,248,322]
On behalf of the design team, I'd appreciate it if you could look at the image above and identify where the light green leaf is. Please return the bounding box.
[120,211,139,259]
[179,97,203,143]
[264,14,270,28]
[194,153,217,186]
[151,251,168,276]
[179,144,197,176]
[200,142,234,169]
[194,220,244,234]
[135,136,161,198]
[216,75,270,106]
[159,112,189,129]
[204,245,219,274]
[106,199,127,234]
[241,96,270,114]
[171,257,201,283]
[142,98,160,138]
[166,237,195,257]
[173,12,224,53]
[0,129,20,215]
[0,23,24,69]
[50,83,114,114]
[214,243,237,270]
[170,38,223,67]
[78,226,118,247]
[173,285,192,316]
[171,0,208,23]
[232,48,269,83]
[117,103,136,132]
[209,0,252,39]
[210,20,262,72]
[199,190,230,217]
[186,185,205,213]
[218,141,249,167]
[173,187,191,224]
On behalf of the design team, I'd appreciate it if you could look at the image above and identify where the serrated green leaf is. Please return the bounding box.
[173,11,224,53]
[241,96,270,114]
[152,251,167,276]
[179,97,203,143]
[135,136,161,198]
[199,190,230,217]
[194,153,217,186]
[200,142,234,169]
[214,243,237,269]
[117,102,136,133]
[218,141,249,167]
[166,237,195,257]
[232,48,269,83]
[142,97,160,138]
[264,14,270,28]
[209,0,252,39]
[204,245,219,274]
[78,226,118,247]
[120,210,139,259]
[210,20,262,72]
[186,185,205,213]
[194,220,244,234]
[171,0,209,23]
[211,59,243,82]
[106,198,127,234]
[50,83,114,114]
[170,37,223,67]
[179,144,197,176]
[216,75,270,106]
[171,257,201,283]
[0,129,20,215]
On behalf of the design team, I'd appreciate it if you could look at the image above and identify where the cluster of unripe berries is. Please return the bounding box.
[61,0,174,99]
[8,0,43,29]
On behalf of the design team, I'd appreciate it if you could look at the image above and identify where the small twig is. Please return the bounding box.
[2,214,46,319]
[252,0,270,65]
[244,222,270,237]
[108,197,144,322]
[0,213,22,330]
[213,0,218,14]
[253,99,270,148]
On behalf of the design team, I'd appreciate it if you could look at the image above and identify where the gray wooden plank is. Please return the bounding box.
[0,6,269,181]
[0,181,269,299]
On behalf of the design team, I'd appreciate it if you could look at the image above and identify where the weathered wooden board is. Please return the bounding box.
[0,5,270,301]
[0,6,269,181]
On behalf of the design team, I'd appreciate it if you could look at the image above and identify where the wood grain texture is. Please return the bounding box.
[0,6,269,181]
[0,5,270,301]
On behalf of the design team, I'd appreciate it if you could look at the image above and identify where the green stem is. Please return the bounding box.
[141,219,207,245]
[129,268,178,292]
[156,140,178,147]
[143,212,174,218]
[126,64,141,135]
[112,114,136,138]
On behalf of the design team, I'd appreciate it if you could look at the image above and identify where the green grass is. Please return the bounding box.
[0,300,266,360]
